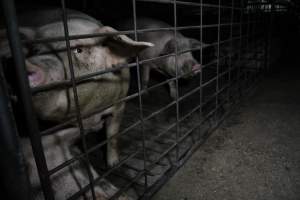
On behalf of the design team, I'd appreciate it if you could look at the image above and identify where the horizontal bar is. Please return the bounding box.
[25,21,263,46]
[32,32,264,95]
[67,151,140,200]
[48,120,142,175]
[136,0,244,10]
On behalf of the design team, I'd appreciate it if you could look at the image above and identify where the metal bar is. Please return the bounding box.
[25,22,253,45]
[109,171,145,200]
[173,0,180,164]
[0,0,54,199]
[215,0,221,125]
[237,0,245,97]
[25,26,212,45]
[132,0,148,191]
[31,33,261,95]
[41,91,141,136]
[48,119,141,175]
[60,1,96,199]
[268,1,275,71]
[68,149,140,200]
[136,0,243,10]
[0,62,32,200]
[199,0,203,141]
[264,2,270,72]
[227,0,234,105]
[31,62,137,94]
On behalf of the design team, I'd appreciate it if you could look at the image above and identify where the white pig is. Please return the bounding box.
[117,18,209,99]
[0,8,153,200]
[21,128,131,200]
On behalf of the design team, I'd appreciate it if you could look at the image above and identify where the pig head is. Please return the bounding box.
[116,18,208,99]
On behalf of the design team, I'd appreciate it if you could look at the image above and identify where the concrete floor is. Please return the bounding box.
[152,66,300,200]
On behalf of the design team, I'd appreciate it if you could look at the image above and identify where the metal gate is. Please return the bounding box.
[0,0,285,199]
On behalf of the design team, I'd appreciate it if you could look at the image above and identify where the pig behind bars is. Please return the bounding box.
[117,18,209,99]
[0,8,153,199]
[21,128,131,200]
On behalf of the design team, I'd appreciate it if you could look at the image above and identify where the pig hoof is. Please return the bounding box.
[143,90,149,96]
[107,153,120,167]
[142,85,149,95]
[170,90,177,100]
[95,192,107,200]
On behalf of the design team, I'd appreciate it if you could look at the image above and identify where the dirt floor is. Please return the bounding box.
[152,66,300,200]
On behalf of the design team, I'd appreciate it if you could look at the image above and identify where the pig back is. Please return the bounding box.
[17,8,102,28]
[116,18,184,60]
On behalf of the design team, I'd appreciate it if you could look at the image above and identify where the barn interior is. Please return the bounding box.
[0,0,299,200]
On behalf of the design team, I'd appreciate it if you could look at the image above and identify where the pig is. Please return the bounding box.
[22,128,131,200]
[0,8,153,199]
[116,18,209,99]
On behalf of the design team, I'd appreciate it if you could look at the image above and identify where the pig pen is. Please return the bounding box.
[0,0,282,200]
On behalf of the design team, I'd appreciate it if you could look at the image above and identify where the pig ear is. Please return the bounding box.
[189,38,209,49]
[0,27,36,58]
[98,26,154,57]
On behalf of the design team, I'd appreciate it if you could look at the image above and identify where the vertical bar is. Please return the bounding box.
[0,0,54,199]
[173,0,180,164]
[199,0,203,140]
[0,63,32,200]
[131,0,148,192]
[264,0,270,72]
[237,0,245,97]
[246,1,250,64]
[253,3,258,73]
[215,0,221,123]
[245,0,251,89]
[60,1,96,199]
[227,0,234,106]
[82,0,88,12]
[267,0,275,72]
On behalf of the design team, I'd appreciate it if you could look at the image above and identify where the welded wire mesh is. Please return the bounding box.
[0,0,286,199]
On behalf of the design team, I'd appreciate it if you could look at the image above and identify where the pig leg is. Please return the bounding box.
[141,65,151,90]
[168,80,177,99]
[70,141,125,200]
[106,104,125,167]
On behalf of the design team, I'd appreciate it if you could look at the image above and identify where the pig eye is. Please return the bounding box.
[30,46,41,55]
[74,48,83,54]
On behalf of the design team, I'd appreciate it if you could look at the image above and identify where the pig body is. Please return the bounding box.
[117,18,208,99]
[22,128,130,200]
[1,9,152,199]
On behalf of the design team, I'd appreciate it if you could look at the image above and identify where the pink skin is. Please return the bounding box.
[192,64,202,74]
[26,61,45,88]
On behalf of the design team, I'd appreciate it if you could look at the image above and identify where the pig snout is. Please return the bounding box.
[192,64,201,73]
[182,61,201,78]
[26,61,45,88]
